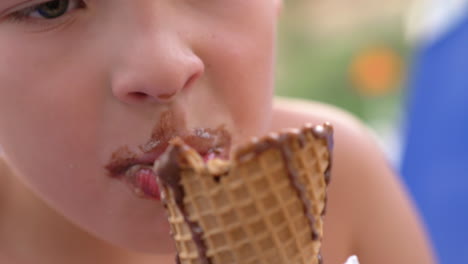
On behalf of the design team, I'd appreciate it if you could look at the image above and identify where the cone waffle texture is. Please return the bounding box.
[155,123,333,264]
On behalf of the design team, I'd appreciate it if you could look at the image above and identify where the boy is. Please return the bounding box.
[0,0,434,263]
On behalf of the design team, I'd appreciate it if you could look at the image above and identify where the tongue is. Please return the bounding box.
[203,152,218,162]
[134,168,161,200]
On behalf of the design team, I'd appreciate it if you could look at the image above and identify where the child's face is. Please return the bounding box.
[0,0,280,253]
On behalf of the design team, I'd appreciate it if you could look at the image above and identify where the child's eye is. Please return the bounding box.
[9,0,85,22]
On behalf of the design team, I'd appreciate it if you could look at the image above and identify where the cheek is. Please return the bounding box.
[193,5,277,139]
[0,32,109,211]
[0,24,113,158]
[0,37,146,248]
[217,43,275,139]
[0,42,102,161]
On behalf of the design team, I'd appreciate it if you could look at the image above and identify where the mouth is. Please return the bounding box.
[105,144,169,201]
[105,113,231,201]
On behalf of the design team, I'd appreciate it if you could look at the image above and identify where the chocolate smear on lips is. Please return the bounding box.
[105,111,231,200]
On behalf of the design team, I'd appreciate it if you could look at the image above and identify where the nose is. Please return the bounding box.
[111,31,204,105]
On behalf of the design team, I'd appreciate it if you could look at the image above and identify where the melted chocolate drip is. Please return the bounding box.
[156,142,212,264]
[308,123,334,185]
[234,123,333,261]
[310,123,334,217]
[278,133,320,240]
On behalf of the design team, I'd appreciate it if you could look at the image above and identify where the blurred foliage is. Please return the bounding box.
[275,1,411,124]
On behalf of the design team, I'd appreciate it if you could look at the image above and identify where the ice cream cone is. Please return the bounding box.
[155,123,333,264]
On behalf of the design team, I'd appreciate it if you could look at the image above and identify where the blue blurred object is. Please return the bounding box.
[401,11,468,264]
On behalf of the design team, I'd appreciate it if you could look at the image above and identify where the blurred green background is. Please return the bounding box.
[275,0,411,159]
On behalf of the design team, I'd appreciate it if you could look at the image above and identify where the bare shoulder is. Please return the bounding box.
[271,97,384,176]
[271,97,373,146]
[272,97,436,264]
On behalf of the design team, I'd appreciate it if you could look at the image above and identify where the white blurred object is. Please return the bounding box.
[300,0,408,36]
[406,0,468,43]
[344,255,360,264]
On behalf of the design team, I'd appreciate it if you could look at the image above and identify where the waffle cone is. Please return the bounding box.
[155,123,333,264]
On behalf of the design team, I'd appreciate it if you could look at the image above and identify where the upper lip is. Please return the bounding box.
[105,135,177,178]
[106,128,231,178]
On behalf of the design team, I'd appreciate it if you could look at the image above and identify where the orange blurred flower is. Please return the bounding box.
[349,46,404,96]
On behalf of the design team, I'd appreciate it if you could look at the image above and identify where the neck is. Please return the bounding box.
[0,158,173,264]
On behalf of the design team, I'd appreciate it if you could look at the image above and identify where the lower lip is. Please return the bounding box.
[125,166,161,200]
[119,151,220,201]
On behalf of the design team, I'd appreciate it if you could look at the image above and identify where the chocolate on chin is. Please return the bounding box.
[154,123,333,264]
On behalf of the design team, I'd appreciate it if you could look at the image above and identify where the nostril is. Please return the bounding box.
[127,90,178,103]
[184,72,201,91]
[129,92,148,100]
[157,91,177,100]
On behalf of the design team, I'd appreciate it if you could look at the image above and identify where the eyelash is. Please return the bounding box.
[6,0,86,25]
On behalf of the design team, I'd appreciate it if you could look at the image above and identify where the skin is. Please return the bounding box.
[0,0,435,263]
